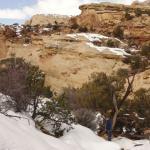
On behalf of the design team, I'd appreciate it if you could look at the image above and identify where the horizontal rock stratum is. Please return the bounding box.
[70,2,150,46]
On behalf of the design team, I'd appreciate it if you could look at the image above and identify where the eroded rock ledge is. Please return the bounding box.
[70,2,150,47]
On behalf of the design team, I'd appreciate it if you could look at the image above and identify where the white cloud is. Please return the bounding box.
[0,9,26,19]
[0,0,146,20]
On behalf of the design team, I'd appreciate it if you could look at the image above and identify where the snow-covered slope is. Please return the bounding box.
[0,111,150,150]
[0,111,72,150]
[61,125,120,150]
[113,137,150,150]
[0,111,120,150]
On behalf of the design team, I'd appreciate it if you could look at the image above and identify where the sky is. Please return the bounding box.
[0,0,145,24]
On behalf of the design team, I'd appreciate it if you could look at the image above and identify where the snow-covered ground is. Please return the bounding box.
[67,33,130,57]
[61,125,120,150]
[113,137,150,150]
[0,111,120,150]
[0,111,149,150]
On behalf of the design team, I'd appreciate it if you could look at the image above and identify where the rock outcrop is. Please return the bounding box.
[0,27,128,92]
[25,14,70,26]
[70,2,150,47]
[0,27,7,59]
[132,0,150,6]
[0,2,149,93]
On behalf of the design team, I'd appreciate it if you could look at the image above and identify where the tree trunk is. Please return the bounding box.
[112,110,119,129]
[112,93,119,129]
[112,74,135,129]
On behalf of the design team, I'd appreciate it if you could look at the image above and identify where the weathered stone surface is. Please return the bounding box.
[25,14,70,26]
[70,2,150,47]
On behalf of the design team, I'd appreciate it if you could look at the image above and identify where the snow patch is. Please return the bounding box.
[113,137,150,150]
[87,42,129,56]
[0,111,120,150]
[67,33,108,42]
[67,33,130,56]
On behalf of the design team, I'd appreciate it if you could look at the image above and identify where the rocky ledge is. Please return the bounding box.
[70,2,150,47]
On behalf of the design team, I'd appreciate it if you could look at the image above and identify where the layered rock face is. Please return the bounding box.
[0,24,148,92]
[70,2,150,47]
[132,0,150,6]
[1,31,127,92]
[25,14,70,26]
[0,2,149,92]
[0,27,7,59]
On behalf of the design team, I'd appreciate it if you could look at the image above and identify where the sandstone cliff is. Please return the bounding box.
[0,24,149,93]
[70,2,150,47]
[0,2,149,93]
[1,31,128,92]
[132,0,150,6]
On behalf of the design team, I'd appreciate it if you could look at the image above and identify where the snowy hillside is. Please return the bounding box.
[0,111,120,150]
[0,111,150,150]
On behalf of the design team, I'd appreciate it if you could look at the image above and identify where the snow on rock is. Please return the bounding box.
[67,33,130,56]
[67,33,109,41]
[61,125,121,150]
[86,42,130,56]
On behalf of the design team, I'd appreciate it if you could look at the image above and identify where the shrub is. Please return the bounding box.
[52,25,60,31]
[61,73,113,113]
[74,108,97,130]
[61,70,129,115]
[145,9,150,16]
[125,11,134,20]
[71,23,79,30]
[107,39,115,47]
[130,55,148,71]
[113,26,124,40]
[59,68,138,134]
[132,88,150,128]
[130,55,141,70]
[141,43,150,59]
[0,58,52,113]
[35,98,74,137]
[78,26,88,32]
[46,23,52,28]
[135,8,142,17]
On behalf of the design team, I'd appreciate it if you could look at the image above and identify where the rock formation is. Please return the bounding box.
[70,2,150,47]
[132,0,150,6]
[0,2,149,93]
[25,14,70,26]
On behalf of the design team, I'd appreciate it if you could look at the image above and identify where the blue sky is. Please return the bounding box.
[0,0,144,24]
[0,0,36,9]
